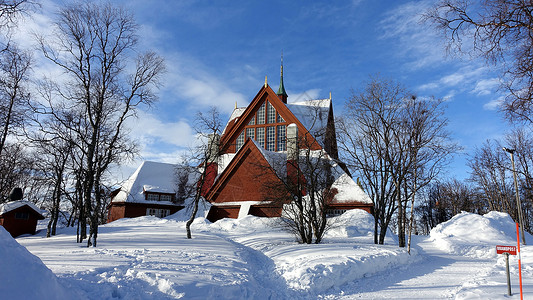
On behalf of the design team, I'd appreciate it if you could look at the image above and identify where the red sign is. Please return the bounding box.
[496,245,517,255]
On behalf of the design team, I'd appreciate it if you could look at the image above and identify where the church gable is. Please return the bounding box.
[207,138,284,204]
[220,84,321,154]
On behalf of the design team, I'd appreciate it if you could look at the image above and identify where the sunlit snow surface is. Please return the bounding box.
[7,210,532,299]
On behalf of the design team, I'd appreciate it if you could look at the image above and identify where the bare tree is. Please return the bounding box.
[469,128,533,232]
[0,142,35,201]
[175,107,221,239]
[426,0,533,124]
[255,99,341,244]
[35,1,165,247]
[0,44,31,157]
[338,76,458,247]
[469,139,516,217]
[0,0,36,30]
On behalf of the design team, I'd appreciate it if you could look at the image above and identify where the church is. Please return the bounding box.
[203,65,373,221]
[107,64,373,223]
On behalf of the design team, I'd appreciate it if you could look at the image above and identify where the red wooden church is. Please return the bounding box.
[204,66,373,222]
[107,63,373,223]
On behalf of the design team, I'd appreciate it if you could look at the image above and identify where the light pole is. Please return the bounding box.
[503,147,526,245]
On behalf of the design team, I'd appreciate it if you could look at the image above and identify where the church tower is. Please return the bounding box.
[277,54,288,103]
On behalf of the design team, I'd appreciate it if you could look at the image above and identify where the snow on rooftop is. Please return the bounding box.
[222,107,246,135]
[111,161,178,204]
[0,200,44,216]
[233,141,371,205]
[286,99,330,143]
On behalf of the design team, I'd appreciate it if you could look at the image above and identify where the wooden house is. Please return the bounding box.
[107,161,185,222]
[0,200,45,237]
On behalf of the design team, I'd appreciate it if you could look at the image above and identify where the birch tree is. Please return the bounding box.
[36,1,165,246]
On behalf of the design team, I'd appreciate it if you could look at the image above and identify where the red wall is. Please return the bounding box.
[107,202,184,223]
[211,149,282,203]
[249,205,282,218]
[0,206,42,237]
[207,206,240,222]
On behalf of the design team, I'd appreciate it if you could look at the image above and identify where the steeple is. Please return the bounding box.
[277,52,288,103]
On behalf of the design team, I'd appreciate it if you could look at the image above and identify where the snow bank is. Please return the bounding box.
[272,244,415,293]
[325,209,396,243]
[210,212,414,294]
[430,211,528,258]
[0,226,79,299]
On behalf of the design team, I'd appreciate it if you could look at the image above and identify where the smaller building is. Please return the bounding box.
[0,200,45,237]
[107,161,185,222]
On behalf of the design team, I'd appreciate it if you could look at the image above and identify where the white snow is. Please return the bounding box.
[112,161,177,204]
[0,200,44,215]
[9,210,533,299]
[286,99,330,141]
[0,226,79,299]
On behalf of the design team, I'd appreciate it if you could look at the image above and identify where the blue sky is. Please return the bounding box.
[18,0,509,181]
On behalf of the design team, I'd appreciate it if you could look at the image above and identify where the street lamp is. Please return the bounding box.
[503,147,526,245]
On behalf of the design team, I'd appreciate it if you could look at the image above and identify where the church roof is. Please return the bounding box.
[220,87,332,150]
[212,138,372,205]
[286,98,331,144]
[222,107,246,135]
[111,161,179,205]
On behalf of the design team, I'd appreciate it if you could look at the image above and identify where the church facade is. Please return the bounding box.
[204,71,373,222]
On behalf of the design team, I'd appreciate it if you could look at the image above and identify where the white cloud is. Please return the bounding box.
[472,78,500,96]
[127,110,196,148]
[483,97,504,110]
[417,65,489,93]
[379,0,446,70]
[158,52,248,115]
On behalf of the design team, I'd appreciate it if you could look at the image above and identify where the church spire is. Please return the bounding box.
[277,52,288,103]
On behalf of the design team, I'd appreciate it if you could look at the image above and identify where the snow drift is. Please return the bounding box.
[0,226,79,299]
[430,211,530,258]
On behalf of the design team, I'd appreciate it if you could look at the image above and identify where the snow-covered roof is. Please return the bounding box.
[286,99,330,143]
[224,140,372,205]
[222,107,246,135]
[0,200,44,216]
[112,161,178,204]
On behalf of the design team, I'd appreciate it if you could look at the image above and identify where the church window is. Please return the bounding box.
[257,102,265,124]
[266,126,276,151]
[277,113,285,123]
[248,116,255,125]
[267,102,276,124]
[257,127,265,148]
[277,125,286,151]
[246,127,255,141]
[236,131,245,151]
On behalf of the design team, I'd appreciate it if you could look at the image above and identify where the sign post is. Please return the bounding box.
[496,245,517,296]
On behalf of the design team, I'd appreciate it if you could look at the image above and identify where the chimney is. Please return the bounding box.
[287,124,298,161]
[201,133,220,197]
[286,124,306,196]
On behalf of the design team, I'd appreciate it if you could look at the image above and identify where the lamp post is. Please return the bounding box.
[503,147,526,245]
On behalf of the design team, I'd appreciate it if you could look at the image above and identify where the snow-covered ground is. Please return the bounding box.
[4,210,533,299]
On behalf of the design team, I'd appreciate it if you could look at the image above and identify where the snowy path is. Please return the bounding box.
[334,238,495,299]
[15,212,533,299]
